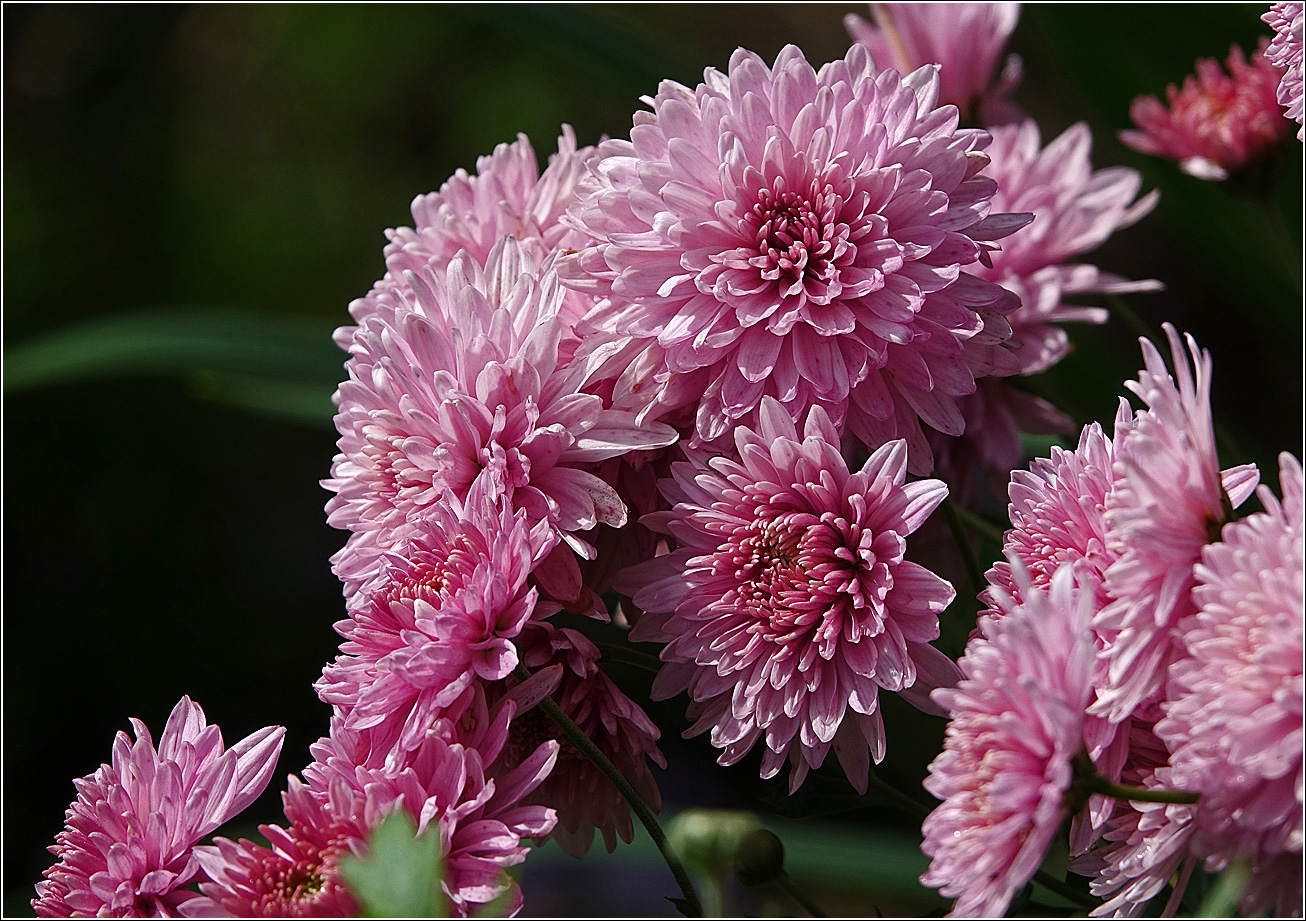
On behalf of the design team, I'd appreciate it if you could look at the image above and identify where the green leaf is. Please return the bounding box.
[339,811,448,918]
[3,307,343,394]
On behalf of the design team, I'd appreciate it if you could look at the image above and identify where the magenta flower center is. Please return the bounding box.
[744,180,853,305]
[709,488,893,641]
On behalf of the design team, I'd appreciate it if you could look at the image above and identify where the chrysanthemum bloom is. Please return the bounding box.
[844,3,1023,124]
[34,697,285,917]
[1264,2,1305,140]
[350,127,597,332]
[1156,453,1304,917]
[1120,41,1291,180]
[302,701,559,917]
[619,398,958,792]
[497,621,665,856]
[201,697,558,918]
[921,565,1096,918]
[929,118,1161,496]
[562,42,1030,475]
[1069,723,1200,919]
[325,237,678,603]
[1092,325,1259,725]
[317,477,556,768]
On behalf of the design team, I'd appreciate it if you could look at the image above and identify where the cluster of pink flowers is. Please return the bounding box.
[35,4,1301,918]
[921,325,1302,917]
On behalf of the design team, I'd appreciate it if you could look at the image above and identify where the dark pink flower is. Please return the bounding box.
[619,398,957,792]
[34,697,285,917]
[562,42,1029,475]
[921,565,1096,918]
[1264,2,1305,140]
[494,621,666,857]
[317,477,555,768]
[845,3,1024,124]
[1120,41,1291,180]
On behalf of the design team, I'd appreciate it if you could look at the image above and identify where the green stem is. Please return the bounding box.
[1031,869,1099,910]
[1089,776,1200,805]
[594,641,664,674]
[941,499,985,596]
[775,873,828,918]
[515,665,704,917]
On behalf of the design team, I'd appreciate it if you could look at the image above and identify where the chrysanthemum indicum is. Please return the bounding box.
[921,564,1096,918]
[34,697,285,917]
[562,43,1030,474]
[1264,2,1305,140]
[325,237,678,603]
[618,397,958,792]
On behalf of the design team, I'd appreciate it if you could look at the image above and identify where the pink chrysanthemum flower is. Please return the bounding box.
[186,778,363,918]
[1092,324,1259,725]
[302,699,559,917]
[317,477,555,768]
[921,564,1096,918]
[1120,41,1291,180]
[845,3,1024,124]
[618,397,958,792]
[562,42,1030,475]
[1264,2,1305,140]
[34,697,285,918]
[929,118,1161,496]
[498,621,665,857]
[325,237,677,603]
[977,119,1160,376]
[1156,453,1304,916]
[202,697,558,918]
[1069,722,1200,919]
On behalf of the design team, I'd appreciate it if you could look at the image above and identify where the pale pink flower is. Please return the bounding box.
[1120,41,1291,180]
[618,397,958,793]
[324,237,678,603]
[1264,2,1305,140]
[977,119,1161,376]
[1157,453,1304,916]
[921,564,1096,918]
[928,119,1161,497]
[351,127,597,332]
[845,3,1023,124]
[34,697,285,918]
[201,697,558,918]
[494,621,666,857]
[1092,324,1259,725]
[1069,723,1200,919]
[562,43,1029,475]
[317,477,555,768]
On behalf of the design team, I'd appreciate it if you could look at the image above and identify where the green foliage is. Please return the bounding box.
[339,811,447,919]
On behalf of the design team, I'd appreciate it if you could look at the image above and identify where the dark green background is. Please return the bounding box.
[5,4,1301,915]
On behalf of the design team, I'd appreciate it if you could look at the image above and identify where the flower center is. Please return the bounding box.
[748,182,850,302]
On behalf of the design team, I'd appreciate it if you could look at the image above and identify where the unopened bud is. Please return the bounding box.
[733,828,785,887]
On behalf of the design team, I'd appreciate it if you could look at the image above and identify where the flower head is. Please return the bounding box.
[317,476,555,769]
[619,397,957,792]
[34,697,285,917]
[563,42,1029,475]
[325,237,677,603]
[1092,324,1259,724]
[845,3,1024,124]
[1120,41,1291,180]
[1157,453,1304,914]
[1264,2,1305,140]
[921,565,1096,918]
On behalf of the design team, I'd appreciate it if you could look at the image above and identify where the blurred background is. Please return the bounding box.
[5,3,1301,915]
